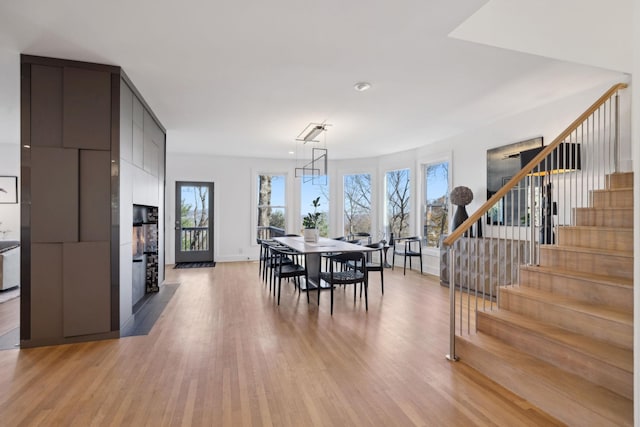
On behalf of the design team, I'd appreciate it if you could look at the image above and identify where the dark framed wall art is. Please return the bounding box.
[0,176,18,204]
[486,137,543,225]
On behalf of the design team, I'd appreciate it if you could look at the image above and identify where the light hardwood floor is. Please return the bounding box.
[0,262,562,426]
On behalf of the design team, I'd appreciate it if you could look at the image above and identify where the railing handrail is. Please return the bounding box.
[443,82,628,247]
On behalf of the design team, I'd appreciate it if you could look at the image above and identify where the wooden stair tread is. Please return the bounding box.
[520,265,633,288]
[459,333,633,426]
[591,187,633,193]
[575,207,633,211]
[560,225,633,232]
[480,309,633,372]
[542,244,633,258]
[502,286,632,325]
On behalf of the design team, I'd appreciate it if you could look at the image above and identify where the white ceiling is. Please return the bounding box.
[0,0,630,159]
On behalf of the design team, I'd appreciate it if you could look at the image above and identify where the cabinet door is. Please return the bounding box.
[31,147,79,243]
[80,150,111,241]
[63,242,111,337]
[31,65,62,147]
[120,80,133,162]
[132,96,144,168]
[63,67,111,150]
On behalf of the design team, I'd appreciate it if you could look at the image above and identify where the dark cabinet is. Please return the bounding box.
[21,55,166,348]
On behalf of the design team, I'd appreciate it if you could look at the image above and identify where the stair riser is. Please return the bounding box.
[591,190,633,208]
[519,269,633,312]
[456,338,630,426]
[500,290,632,350]
[607,173,633,189]
[539,248,632,281]
[477,313,632,399]
[557,227,633,251]
[574,208,633,228]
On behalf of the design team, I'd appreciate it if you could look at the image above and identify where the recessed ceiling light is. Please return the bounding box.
[354,82,372,92]
[288,151,295,155]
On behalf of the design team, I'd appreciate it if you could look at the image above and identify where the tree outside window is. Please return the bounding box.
[301,177,329,237]
[343,174,371,236]
[423,161,449,247]
[386,169,410,238]
[257,174,286,240]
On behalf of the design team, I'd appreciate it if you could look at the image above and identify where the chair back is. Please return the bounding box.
[348,232,371,245]
[364,242,384,265]
[328,251,366,272]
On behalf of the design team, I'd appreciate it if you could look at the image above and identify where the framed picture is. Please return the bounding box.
[0,176,18,204]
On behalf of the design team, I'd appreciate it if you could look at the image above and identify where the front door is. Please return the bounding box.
[175,181,214,263]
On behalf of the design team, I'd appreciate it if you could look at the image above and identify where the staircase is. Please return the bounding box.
[456,172,634,426]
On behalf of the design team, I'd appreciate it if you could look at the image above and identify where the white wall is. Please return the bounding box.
[166,79,630,277]
[166,154,298,264]
[0,143,19,240]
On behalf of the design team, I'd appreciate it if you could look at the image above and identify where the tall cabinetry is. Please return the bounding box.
[20,55,166,347]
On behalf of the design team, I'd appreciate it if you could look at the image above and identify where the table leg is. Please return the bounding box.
[383,245,392,268]
[299,253,332,291]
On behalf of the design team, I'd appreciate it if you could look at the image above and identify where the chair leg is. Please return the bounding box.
[419,255,423,275]
[277,276,282,305]
[364,280,368,311]
[403,254,407,275]
[274,273,278,296]
[353,282,356,304]
[392,251,395,271]
[330,284,334,315]
[380,269,384,295]
[305,274,310,304]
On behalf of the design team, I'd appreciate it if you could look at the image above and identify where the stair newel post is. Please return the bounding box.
[614,91,620,173]
[446,246,458,361]
[529,176,537,266]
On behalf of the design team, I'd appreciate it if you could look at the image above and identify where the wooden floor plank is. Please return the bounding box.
[0,262,563,426]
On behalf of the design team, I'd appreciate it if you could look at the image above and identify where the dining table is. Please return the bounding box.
[273,236,374,291]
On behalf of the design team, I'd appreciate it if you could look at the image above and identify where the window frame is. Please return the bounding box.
[342,172,372,237]
[299,174,330,237]
[416,151,452,253]
[253,171,288,244]
[422,159,450,249]
[384,167,412,240]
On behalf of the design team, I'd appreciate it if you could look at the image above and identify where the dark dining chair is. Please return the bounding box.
[392,236,423,275]
[257,238,274,278]
[348,232,371,245]
[271,247,309,305]
[263,241,292,288]
[319,252,368,315]
[323,236,347,271]
[362,241,385,294]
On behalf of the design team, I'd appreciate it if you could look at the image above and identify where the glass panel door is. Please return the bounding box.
[175,182,214,263]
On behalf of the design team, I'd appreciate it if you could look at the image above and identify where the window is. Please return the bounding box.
[423,161,449,248]
[385,168,410,239]
[257,174,286,240]
[343,174,371,236]
[301,177,329,237]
